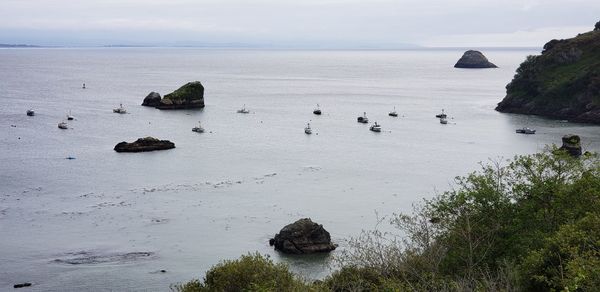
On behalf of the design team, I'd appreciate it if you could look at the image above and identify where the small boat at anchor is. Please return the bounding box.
[192,121,205,133]
[304,123,312,134]
[313,104,322,115]
[389,107,398,117]
[435,109,447,119]
[58,121,68,129]
[67,110,74,120]
[113,104,127,114]
[370,122,382,132]
[237,105,250,114]
[516,127,536,134]
[26,109,35,116]
[440,117,448,124]
[357,112,369,123]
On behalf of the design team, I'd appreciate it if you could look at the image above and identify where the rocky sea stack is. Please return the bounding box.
[142,92,162,107]
[558,134,583,157]
[114,137,175,152]
[454,50,497,68]
[496,22,600,124]
[269,218,337,254]
[142,81,205,110]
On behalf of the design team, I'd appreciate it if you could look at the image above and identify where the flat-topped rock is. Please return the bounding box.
[269,218,337,254]
[143,81,205,110]
[114,137,175,152]
[454,50,498,68]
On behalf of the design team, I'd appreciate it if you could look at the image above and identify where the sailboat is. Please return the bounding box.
[67,110,74,120]
[113,103,127,114]
[304,123,312,134]
[440,117,448,124]
[313,104,322,115]
[357,112,369,123]
[237,104,250,114]
[192,121,205,133]
[389,106,398,117]
[435,109,447,119]
[370,122,382,132]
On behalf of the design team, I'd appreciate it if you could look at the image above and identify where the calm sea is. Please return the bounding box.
[1,48,599,291]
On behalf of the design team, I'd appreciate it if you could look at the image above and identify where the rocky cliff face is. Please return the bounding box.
[496,24,600,124]
[454,50,497,68]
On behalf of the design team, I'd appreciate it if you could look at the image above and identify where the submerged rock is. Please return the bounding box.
[454,50,498,68]
[147,81,205,110]
[558,134,583,157]
[142,92,162,107]
[114,137,175,153]
[270,218,337,254]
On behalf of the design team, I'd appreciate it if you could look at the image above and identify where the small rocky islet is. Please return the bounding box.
[142,81,205,109]
[269,218,337,254]
[114,137,175,153]
[454,50,497,68]
[496,22,600,124]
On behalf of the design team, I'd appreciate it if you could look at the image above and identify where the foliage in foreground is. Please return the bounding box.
[176,149,600,291]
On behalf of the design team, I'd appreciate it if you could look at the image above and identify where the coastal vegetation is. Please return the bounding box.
[174,148,600,291]
[496,22,600,124]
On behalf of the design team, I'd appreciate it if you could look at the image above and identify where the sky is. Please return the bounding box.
[0,0,598,48]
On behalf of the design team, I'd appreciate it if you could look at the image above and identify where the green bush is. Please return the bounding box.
[175,150,600,291]
[172,253,310,292]
[521,213,600,291]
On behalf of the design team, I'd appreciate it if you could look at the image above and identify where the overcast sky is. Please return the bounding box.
[0,0,598,47]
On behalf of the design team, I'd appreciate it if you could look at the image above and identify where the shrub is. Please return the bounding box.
[172,253,310,292]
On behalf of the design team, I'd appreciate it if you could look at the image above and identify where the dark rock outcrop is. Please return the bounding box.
[558,134,583,157]
[142,92,162,107]
[13,283,32,288]
[454,50,497,68]
[496,23,600,124]
[270,218,337,254]
[114,137,175,153]
[144,81,205,110]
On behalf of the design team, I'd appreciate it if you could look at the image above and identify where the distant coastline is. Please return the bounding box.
[0,43,540,51]
[0,44,41,48]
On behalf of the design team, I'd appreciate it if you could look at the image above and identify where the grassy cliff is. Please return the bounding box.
[496,24,600,123]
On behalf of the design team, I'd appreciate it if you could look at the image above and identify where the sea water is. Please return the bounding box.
[1,48,599,291]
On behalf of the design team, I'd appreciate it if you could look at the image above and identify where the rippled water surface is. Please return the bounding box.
[1,48,599,291]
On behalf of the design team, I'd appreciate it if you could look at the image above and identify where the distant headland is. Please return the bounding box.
[0,44,40,48]
[496,21,600,124]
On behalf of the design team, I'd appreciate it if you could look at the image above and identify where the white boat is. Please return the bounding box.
[357,112,369,123]
[389,106,398,117]
[82,83,86,89]
[370,122,382,132]
[58,121,68,129]
[237,104,250,114]
[192,121,205,133]
[67,110,74,120]
[440,117,448,124]
[304,123,312,134]
[436,109,447,119]
[516,127,536,134]
[26,109,35,116]
[313,104,322,115]
[113,103,127,114]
